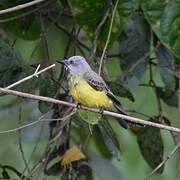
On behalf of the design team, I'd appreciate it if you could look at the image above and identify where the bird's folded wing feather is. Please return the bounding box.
[83,71,108,91]
[83,71,121,106]
[84,71,128,128]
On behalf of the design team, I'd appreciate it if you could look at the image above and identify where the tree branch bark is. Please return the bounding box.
[0,0,46,15]
[0,88,180,134]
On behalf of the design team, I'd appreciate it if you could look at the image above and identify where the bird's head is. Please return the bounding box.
[58,56,91,75]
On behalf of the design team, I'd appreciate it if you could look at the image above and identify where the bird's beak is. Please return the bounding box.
[57,60,67,67]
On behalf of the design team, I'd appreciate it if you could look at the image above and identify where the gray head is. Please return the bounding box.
[59,56,91,75]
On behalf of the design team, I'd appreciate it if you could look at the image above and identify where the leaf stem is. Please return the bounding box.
[98,0,119,75]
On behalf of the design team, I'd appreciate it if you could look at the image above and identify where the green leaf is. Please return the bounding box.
[0,165,27,179]
[71,161,93,180]
[68,0,138,49]
[0,40,23,87]
[156,87,178,107]
[0,40,38,92]
[5,16,41,41]
[119,13,150,89]
[45,162,63,176]
[162,116,180,149]
[137,118,164,173]
[0,41,22,71]
[155,43,175,90]
[0,1,14,9]
[89,152,122,180]
[92,125,113,159]
[2,169,10,179]
[38,73,56,113]
[107,80,135,101]
[16,66,38,93]
[98,120,121,159]
[78,109,101,125]
[142,0,180,58]
[0,1,41,40]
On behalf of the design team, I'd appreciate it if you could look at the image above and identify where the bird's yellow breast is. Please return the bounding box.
[68,75,113,108]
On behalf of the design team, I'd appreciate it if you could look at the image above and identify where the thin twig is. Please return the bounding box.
[0,88,180,134]
[98,0,119,75]
[27,9,64,63]
[27,124,55,179]
[0,111,73,134]
[48,16,90,52]
[40,13,51,66]
[0,0,46,15]
[24,123,44,179]
[5,64,55,89]
[18,105,31,177]
[29,151,49,177]
[144,143,180,180]
[29,118,71,178]
[89,0,110,60]
[128,42,161,74]
[0,0,55,24]
[48,118,72,144]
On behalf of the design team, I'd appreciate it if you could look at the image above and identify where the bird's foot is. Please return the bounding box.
[76,103,81,109]
[99,107,104,115]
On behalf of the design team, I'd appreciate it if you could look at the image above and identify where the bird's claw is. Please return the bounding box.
[99,107,104,115]
[76,103,81,109]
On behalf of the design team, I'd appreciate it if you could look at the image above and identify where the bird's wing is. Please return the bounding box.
[84,71,128,129]
[84,71,128,113]
[84,71,121,104]
[83,71,109,92]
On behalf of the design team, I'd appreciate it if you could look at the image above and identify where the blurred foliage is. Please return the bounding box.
[119,13,150,89]
[137,118,164,173]
[0,0,179,180]
[142,0,180,58]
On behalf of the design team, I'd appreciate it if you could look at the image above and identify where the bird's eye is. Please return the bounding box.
[70,60,74,64]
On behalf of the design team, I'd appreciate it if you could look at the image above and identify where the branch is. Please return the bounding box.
[98,0,119,75]
[0,0,46,15]
[0,0,55,24]
[47,16,90,52]
[0,88,180,134]
[5,64,55,89]
[0,110,74,134]
[144,142,180,180]
[89,1,110,60]
[18,106,31,177]
[40,14,51,66]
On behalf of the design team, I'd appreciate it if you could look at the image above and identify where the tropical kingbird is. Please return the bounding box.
[59,56,128,129]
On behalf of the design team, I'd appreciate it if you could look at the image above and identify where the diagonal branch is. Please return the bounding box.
[144,142,180,180]
[0,0,55,24]
[47,16,90,52]
[0,88,180,134]
[0,0,46,15]
[89,0,110,60]
[5,64,55,89]
[0,110,75,134]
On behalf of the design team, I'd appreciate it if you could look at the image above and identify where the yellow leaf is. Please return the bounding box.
[61,146,86,165]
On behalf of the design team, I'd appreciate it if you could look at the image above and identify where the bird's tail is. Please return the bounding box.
[113,104,129,129]
[107,91,129,129]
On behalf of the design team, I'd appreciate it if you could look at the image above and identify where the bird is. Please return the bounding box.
[58,56,128,129]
